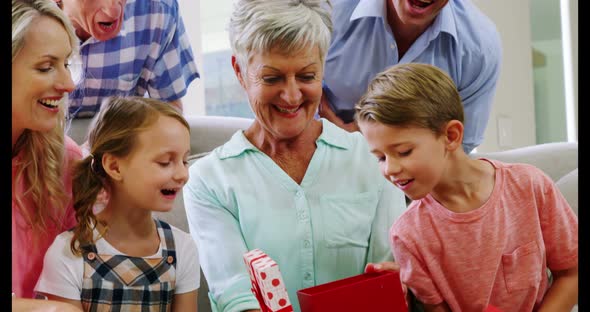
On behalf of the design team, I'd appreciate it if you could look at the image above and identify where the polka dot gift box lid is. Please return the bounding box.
[243,249,293,312]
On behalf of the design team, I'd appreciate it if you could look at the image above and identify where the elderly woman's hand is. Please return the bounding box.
[92,188,110,215]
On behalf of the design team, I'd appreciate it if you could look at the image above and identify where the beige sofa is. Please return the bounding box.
[68,116,578,312]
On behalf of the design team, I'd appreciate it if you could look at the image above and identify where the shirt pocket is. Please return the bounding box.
[94,73,141,95]
[502,240,543,293]
[319,191,378,248]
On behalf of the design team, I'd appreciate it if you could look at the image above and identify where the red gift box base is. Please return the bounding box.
[296,271,408,312]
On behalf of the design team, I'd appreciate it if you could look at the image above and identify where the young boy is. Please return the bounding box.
[355,63,578,312]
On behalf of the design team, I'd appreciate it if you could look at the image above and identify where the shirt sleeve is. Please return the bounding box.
[183,163,260,312]
[458,30,502,153]
[34,233,84,300]
[367,178,406,264]
[535,170,578,271]
[147,1,199,102]
[391,226,444,306]
[174,229,200,294]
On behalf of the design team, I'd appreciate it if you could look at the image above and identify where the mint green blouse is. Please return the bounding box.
[183,119,407,312]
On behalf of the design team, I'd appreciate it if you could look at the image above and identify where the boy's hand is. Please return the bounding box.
[365,262,409,309]
[365,261,400,273]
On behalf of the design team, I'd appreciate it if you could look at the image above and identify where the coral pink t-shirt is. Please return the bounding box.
[391,159,578,312]
[12,136,82,298]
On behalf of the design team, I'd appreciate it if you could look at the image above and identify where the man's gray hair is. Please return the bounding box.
[229,0,333,74]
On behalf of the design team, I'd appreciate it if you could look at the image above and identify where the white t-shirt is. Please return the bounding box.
[34,223,200,300]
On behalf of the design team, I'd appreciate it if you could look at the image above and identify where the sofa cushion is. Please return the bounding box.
[152,152,211,312]
[556,169,578,216]
[186,115,253,155]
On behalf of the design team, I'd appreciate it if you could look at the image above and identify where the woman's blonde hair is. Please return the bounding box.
[355,63,464,136]
[71,96,190,255]
[229,0,333,76]
[12,0,80,238]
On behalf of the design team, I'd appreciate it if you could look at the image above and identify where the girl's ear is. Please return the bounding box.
[444,120,464,152]
[102,153,123,181]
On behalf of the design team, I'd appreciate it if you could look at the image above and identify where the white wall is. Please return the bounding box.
[571,0,578,139]
[563,0,578,140]
[472,0,537,152]
[178,0,205,116]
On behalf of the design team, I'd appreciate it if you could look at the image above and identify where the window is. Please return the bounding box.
[198,0,252,118]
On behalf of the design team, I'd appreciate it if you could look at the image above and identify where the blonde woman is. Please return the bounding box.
[12,0,82,310]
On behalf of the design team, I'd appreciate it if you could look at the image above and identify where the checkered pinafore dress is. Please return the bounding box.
[80,219,177,312]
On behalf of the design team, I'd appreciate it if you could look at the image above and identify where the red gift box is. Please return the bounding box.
[296,271,408,312]
[484,305,503,312]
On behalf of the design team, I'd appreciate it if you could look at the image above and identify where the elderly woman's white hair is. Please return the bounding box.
[229,0,333,75]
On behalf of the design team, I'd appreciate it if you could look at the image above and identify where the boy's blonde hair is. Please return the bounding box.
[355,63,464,136]
[71,96,190,255]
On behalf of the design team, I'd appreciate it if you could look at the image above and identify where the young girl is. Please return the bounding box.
[356,63,578,311]
[35,96,200,311]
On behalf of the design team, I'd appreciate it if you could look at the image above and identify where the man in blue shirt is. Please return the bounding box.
[58,0,199,118]
[322,0,501,153]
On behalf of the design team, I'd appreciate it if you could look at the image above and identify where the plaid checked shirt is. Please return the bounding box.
[68,0,199,118]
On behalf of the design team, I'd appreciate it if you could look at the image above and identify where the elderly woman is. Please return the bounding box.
[183,1,407,311]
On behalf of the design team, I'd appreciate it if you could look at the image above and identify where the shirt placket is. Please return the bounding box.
[294,186,315,289]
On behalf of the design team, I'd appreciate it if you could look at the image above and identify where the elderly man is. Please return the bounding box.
[57,0,199,117]
[322,0,502,154]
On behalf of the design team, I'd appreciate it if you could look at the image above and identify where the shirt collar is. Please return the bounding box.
[316,119,351,150]
[350,0,458,40]
[429,4,457,40]
[350,0,387,21]
[218,119,350,160]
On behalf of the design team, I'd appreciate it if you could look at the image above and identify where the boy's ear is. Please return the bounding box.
[444,120,464,151]
[231,55,246,88]
[102,153,123,181]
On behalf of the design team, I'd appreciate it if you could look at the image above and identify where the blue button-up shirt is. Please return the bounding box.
[324,0,502,153]
[69,0,199,118]
[184,119,407,312]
